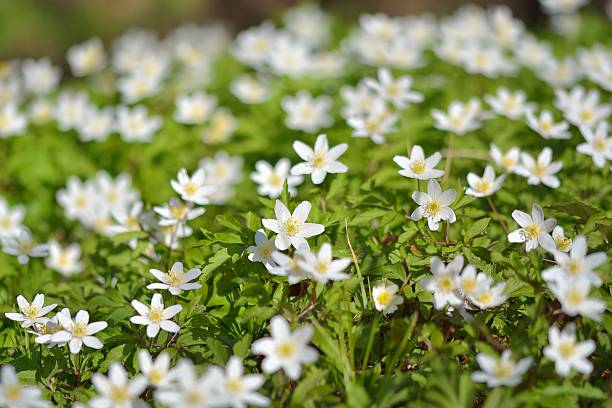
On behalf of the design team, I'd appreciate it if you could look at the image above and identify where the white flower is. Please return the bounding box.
[198,151,243,203]
[154,198,205,227]
[468,280,508,310]
[460,45,515,78]
[232,22,277,67]
[76,106,114,142]
[154,359,223,408]
[90,362,147,408]
[471,351,532,388]
[247,230,277,268]
[340,82,378,118]
[283,3,331,47]
[31,309,69,347]
[431,101,481,135]
[0,365,49,408]
[422,256,464,310]
[526,110,570,140]
[268,36,311,78]
[507,204,556,252]
[543,323,595,377]
[213,356,270,408]
[116,105,162,143]
[542,235,606,287]
[117,72,162,104]
[515,147,563,188]
[410,179,457,231]
[67,37,106,76]
[174,92,217,125]
[0,103,27,138]
[147,262,202,295]
[372,282,404,314]
[201,108,237,145]
[290,134,348,184]
[51,309,108,354]
[538,57,581,88]
[0,197,25,238]
[21,58,61,95]
[230,75,270,104]
[347,99,398,144]
[262,200,324,250]
[552,226,572,252]
[138,350,172,387]
[250,159,303,198]
[251,315,319,380]
[564,89,610,129]
[577,121,612,168]
[54,91,91,132]
[28,98,54,125]
[269,250,308,284]
[393,145,444,180]
[44,241,84,277]
[364,68,423,108]
[456,264,492,299]
[297,243,351,283]
[465,165,505,197]
[485,88,534,120]
[549,278,606,321]
[56,176,98,221]
[490,144,521,173]
[5,294,57,328]
[540,0,589,14]
[171,168,216,205]
[281,91,333,132]
[2,228,49,265]
[95,171,140,214]
[130,293,182,338]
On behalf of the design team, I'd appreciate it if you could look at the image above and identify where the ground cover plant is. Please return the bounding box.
[0,1,611,407]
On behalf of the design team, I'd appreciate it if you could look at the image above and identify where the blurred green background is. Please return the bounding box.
[0,0,608,61]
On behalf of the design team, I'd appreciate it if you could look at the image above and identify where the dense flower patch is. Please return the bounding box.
[0,1,611,407]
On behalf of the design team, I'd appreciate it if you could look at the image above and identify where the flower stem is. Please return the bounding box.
[362,313,381,370]
[487,196,509,233]
[443,134,455,182]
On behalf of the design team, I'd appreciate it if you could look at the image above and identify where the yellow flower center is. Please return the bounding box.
[126,217,140,230]
[500,155,515,170]
[0,216,12,229]
[559,341,576,358]
[310,153,326,168]
[23,305,41,319]
[566,289,584,306]
[148,368,165,385]
[593,137,607,152]
[532,163,547,178]
[73,322,88,338]
[282,217,301,237]
[170,204,188,220]
[3,383,23,401]
[315,260,329,275]
[184,182,198,197]
[474,179,491,193]
[148,307,164,324]
[75,195,88,209]
[167,271,183,286]
[425,200,442,217]
[226,378,245,394]
[376,290,392,306]
[476,291,492,305]
[268,173,283,188]
[567,259,582,276]
[462,278,476,293]
[58,252,71,267]
[186,390,205,405]
[579,109,593,123]
[276,341,296,358]
[386,83,401,97]
[450,115,462,128]
[523,223,540,240]
[439,276,455,292]
[410,159,426,175]
[109,385,130,404]
[494,361,514,378]
[365,118,382,134]
[555,235,571,251]
[540,119,553,133]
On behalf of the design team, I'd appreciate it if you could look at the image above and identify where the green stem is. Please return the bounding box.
[389,311,419,369]
[362,314,382,370]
